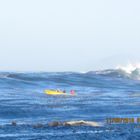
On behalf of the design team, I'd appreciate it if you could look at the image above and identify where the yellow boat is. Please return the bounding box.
[44,90,66,95]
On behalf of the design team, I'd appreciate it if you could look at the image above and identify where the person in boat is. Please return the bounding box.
[70,90,75,95]
[56,89,61,92]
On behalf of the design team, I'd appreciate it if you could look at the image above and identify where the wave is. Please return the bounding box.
[0,64,140,85]
[116,64,140,80]
[88,63,140,80]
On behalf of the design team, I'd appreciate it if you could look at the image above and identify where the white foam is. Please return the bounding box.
[117,63,140,74]
[116,63,140,80]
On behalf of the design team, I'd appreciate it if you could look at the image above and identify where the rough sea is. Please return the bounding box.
[0,67,140,140]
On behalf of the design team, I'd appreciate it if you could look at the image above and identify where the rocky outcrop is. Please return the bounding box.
[48,120,101,127]
[10,120,101,128]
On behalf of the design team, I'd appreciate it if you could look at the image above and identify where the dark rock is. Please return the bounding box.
[33,123,44,129]
[11,121,17,126]
[48,121,62,127]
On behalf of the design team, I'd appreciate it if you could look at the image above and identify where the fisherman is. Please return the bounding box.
[70,90,75,95]
[56,89,61,92]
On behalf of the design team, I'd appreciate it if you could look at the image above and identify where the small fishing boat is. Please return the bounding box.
[44,90,76,96]
[44,90,66,95]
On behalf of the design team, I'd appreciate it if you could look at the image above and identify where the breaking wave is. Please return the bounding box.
[87,64,140,80]
[0,72,121,88]
[0,64,140,85]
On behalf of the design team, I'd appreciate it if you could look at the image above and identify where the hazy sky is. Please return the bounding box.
[0,0,140,71]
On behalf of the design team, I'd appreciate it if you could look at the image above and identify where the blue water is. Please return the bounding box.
[0,70,140,140]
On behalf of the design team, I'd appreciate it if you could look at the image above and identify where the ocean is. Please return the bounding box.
[0,67,140,140]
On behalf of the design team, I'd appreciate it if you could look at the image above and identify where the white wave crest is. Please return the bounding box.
[116,63,140,80]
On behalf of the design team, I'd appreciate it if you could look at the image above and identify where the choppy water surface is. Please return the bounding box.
[0,69,140,140]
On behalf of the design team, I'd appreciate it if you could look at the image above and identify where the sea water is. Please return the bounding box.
[0,67,140,139]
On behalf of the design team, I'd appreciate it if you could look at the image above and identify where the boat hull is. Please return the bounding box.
[44,90,66,95]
